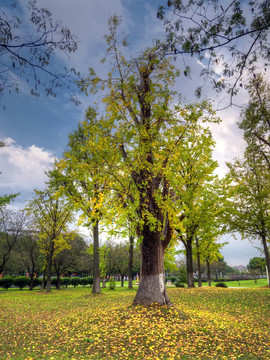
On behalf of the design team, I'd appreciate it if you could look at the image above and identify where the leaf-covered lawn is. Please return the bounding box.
[0,287,269,359]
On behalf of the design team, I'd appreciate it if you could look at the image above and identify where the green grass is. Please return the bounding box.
[201,278,268,288]
[0,286,269,359]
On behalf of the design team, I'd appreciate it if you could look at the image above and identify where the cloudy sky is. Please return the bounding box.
[0,0,264,265]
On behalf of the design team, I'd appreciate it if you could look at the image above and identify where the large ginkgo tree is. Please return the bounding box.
[64,16,220,305]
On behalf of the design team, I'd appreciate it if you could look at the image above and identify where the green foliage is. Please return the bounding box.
[62,277,71,288]
[0,276,14,289]
[33,278,42,288]
[13,276,30,290]
[215,282,228,288]
[51,277,60,287]
[0,194,19,208]
[175,282,185,288]
[175,267,187,287]
[109,278,116,290]
[80,278,89,287]
[248,257,266,273]
[25,188,75,292]
[87,276,93,286]
[166,276,176,283]
[71,277,81,287]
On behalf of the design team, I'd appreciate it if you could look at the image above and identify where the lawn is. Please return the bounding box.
[0,286,269,359]
[201,278,268,288]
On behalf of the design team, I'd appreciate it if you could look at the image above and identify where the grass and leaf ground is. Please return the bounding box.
[0,285,269,359]
[201,278,268,288]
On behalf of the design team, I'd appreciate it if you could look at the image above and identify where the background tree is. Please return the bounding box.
[78,16,219,305]
[171,132,226,287]
[65,236,93,278]
[247,256,266,274]
[26,188,74,292]
[226,154,270,285]
[157,0,270,105]
[0,207,27,275]
[15,228,43,290]
[51,109,111,294]
[52,232,80,289]
[0,0,79,102]
[238,74,270,168]
[107,242,129,287]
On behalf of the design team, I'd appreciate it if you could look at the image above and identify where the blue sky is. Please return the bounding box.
[0,0,264,265]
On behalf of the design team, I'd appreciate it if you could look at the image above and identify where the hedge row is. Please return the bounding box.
[0,276,94,290]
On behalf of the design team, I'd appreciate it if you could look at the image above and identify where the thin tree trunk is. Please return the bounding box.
[206,259,211,286]
[186,240,195,288]
[92,221,101,294]
[261,234,270,285]
[56,274,61,290]
[29,274,34,291]
[128,234,134,289]
[46,241,54,293]
[196,238,202,287]
[197,254,202,288]
[40,267,46,291]
[133,227,171,306]
[121,275,124,287]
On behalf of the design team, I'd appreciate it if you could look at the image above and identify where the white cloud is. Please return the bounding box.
[0,137,55,194]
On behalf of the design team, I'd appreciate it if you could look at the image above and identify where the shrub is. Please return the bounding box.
[0,276,14,289]
[33,278,42,288]
[175,281,186,288]
[109,278,116,290]
[215,282,228,288]
[80,278,89,287]
[62,277,71,288]
[71,277,81,287]
[175,267,187,288]
[87,276,93,286]
[51,277,59,287]
[14,276,30,290]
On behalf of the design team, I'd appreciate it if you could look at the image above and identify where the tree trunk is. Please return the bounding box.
[92,221,101,294]
[261,234,270,285]
[128,234,134,289]
[56,274,61,290]
[121,275,124,287]
[196,238,202,287]
[29,274,34,291]
[197,254,202,288]
[40,268,46,291]
[46,241,54,293]
[133,228,171,306]
[206,259,211,286]
[186,240,194,288]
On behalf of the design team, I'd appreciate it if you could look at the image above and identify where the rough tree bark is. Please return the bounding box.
[133,226,171,306]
